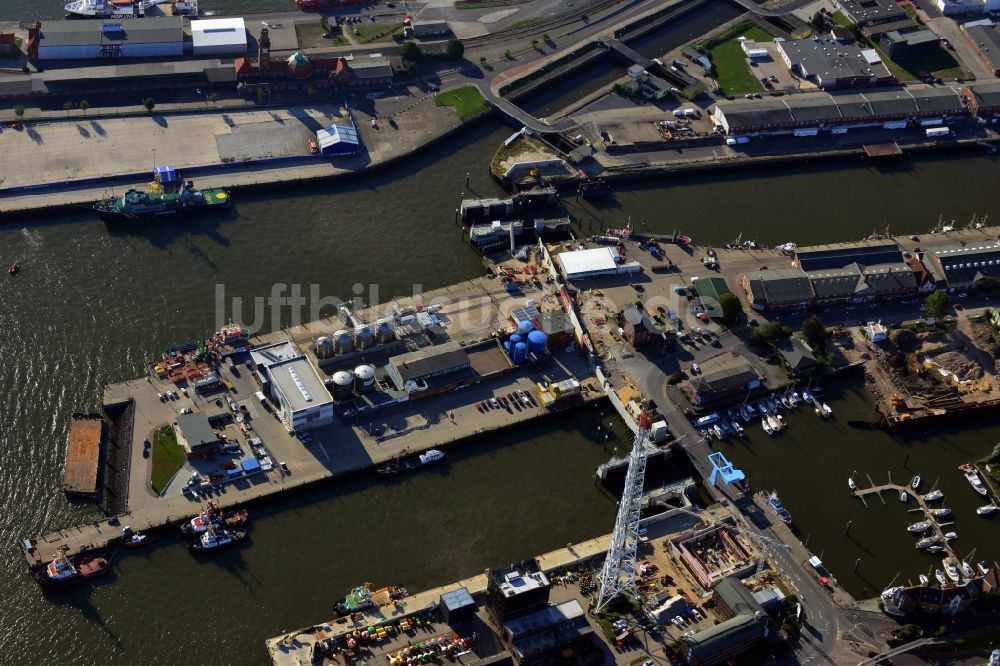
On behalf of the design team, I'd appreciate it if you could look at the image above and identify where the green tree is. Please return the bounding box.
[801,314,829,348]
[750,321,792,349]
[256,87,267,102]
[404,60,418,77]
[320,15,330,31]
[14,104,24,121]
[581,13,589,22]
[143,97,156,113]
[531,38,539,48]
[924,290,951,319]
[400,40,421,62]
[990,442,1000,463]
[208,92,218,108]
[810,11,827,32]
[479,55,487,67]
[63,100,74,114]
[718,292,743,327]
[307,86,317,96]
[445,38,464,59]
[542,32,551,42]
[504,49,512,59]
[79,100,90,115]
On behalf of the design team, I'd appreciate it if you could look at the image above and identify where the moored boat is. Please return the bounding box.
[979,560,990,576]
[977,504,999,516]
[776,414,787,429]
[762,419,774,436]
[378,449,445,475]
[961,561,975,579]
[766,415,781,431]
[334,583,407,615]
[848,477,857,491]
[35,552,110,588]
[944,559,961,583]
[944,531,958,541]
[907,521,930,533]
[821,403,832,417]
[916,536,939,549]
[924,490,945,502]
[765,491,792,524]
[95,168,230,221]
[965,469,989,496]
[188,527,247,554]
[900,491,908,503]
[910,475,921,490]
[928,545,946,554]
[919,574,929,585]
[930,507,950,518]
[8,261,20,275]
[121,527,159,549]
[935,569,947,585]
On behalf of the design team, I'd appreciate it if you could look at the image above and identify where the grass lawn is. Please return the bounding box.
[874,44,965,80]
[151,425,186,494]
[352,21,404,44]
[295,23,348,48]
[707,26,774,96]
[831,10,854,28]
[435,86,488,120]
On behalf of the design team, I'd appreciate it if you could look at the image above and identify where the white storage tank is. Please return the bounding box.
[314,336,333,359]
[355,326,376,351]
[334,330,354,355]
[354,364,376,392]
[331,370,354,399]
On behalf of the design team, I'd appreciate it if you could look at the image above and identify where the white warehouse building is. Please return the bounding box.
[190,17,248,56]
[35,17,184,60]
[251,340,335,431]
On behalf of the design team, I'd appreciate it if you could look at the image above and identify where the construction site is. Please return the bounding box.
[858,313,1000,428]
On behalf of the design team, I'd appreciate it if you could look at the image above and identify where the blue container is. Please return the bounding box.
[512,342,528,365]
[527,330,547,356]
[517,320,535,336]
[506,334,522,355]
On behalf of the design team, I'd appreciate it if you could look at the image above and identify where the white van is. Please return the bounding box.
[673,109,684,118]
[683,108,698,118]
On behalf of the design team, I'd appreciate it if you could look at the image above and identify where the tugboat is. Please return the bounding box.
[35,551,110,588]
[333,583,407,615]
[94,167,230,221]
[188,526,247,554]
[121,526,160,549]
[8,261,21,275]
[377,449,445,475]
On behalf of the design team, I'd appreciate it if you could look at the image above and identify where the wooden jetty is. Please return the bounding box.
[63,413,103,497]
[852,482,958,561]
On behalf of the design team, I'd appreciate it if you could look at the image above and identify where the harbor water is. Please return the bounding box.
[1,2,1000,661]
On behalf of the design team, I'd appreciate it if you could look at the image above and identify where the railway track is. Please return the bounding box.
[462,0,627,48]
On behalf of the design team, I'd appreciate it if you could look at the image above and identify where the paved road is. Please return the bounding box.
[921,15,997,82]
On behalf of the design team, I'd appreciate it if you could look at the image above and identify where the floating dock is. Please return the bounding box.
[62,414,103,497]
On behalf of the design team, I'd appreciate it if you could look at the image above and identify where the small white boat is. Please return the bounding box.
[961,561,975,579]
[776,414,787,429]
[944,531,958,541]
[849,477,857,491]
[758,401,769,415]
[916,536,939,549]
[419,449,445,465]
[821,403,833,417]
[978,560,990,576]
[910,475,921,490]
[900,491,908,503]
[746,403,757,417]
[780,395,793,409]
[802,389,813,403]
[930,507,950,518]
[928,545,946,554]
[977,504,998,516]
[713,424,725,439]
[767,415,782,431]
[965,470,989,496]
[730,421,745,437]
[919,574,929,585]
[935,569,947,585]
[763,419,775,436]
[908,522,930,533]
[945,560,961,583]
[924,490,945,502]
[789,392,801,407]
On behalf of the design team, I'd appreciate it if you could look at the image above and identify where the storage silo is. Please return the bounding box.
[375,320,395,344]
[332,370,354,399]
[354,364,376,392]
[334,330,354,355]
[527,330,547,356]
[517,320,535,336]
[506,333,522,355]
[512,342,528,365]
[355,326,375,351]
[315,336,333,359]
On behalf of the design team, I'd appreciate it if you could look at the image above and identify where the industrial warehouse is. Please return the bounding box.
[711,83,990,137]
